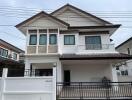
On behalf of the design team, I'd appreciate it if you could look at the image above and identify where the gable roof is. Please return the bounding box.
[51,4,112,25]
[0,39,24,53]
[116,37,132,49]
[16,11,69,28]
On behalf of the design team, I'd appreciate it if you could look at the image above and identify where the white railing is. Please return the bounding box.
[78,44,115,50]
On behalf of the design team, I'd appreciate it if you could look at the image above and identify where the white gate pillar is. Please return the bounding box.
[1,68,8,100]
[52,63,57,100]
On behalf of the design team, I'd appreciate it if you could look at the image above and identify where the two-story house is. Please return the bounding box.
[116,37,132,81]
[14,4,132,100]
[0,39,24,76]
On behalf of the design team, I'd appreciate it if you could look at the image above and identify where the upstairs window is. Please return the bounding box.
[29,35,37,45]
[85,36,101,50]
[39,34,47,45]
[0,48,8,57]
[13,52,17,60]
[49,34,57,45]
[64,35,75,45]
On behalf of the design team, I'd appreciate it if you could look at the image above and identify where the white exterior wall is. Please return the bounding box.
[25,55,63,82]
[59,32,79,54]
[5,77,52,92]
[118,76,132,82]
[1,77,52,100]
[4,94,51,100]
[59,32,116,54]
[78,34,116,54]
[0,68,56,100]
[63,62,113,82]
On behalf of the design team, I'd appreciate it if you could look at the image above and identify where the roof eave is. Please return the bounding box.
[15,11,70,28]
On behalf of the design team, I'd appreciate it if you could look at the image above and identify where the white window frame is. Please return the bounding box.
[0,47,9,58]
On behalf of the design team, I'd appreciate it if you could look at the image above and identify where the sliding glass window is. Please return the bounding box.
[29,35,37,45]
[64,35,75,45]
[49,34,57,45]
[39,34,47,45]
[0,48,8,57]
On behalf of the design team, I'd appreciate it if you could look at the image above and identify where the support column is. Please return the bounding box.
[47,29,49,53]
[24,58,31,77]
[111,64,118,91]
[57,61,63,82]
[25,29,29,54]
[57,28,61,54]
[36,29,39,54]
[112,65,118,82]
[52,63,56,100]
[1,68,8,100]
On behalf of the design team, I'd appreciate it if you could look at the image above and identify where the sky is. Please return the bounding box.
[0,0,132,50]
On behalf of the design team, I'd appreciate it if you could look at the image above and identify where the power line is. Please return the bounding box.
[2,5,132,12]
[0,31,26,40]
[2,6,132,14]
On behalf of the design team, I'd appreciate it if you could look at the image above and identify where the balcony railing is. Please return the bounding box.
[27,45,58,54]
[57,82,132,99]
[78,44,115,50]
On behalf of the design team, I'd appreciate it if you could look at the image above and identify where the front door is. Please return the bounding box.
[64,70,70,85]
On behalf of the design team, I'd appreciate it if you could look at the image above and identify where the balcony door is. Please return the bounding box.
[85,36,101,50]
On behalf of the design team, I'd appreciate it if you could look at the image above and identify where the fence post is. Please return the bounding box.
[79,82,83,99]
[0,68,8,100]
[105,81,110,100]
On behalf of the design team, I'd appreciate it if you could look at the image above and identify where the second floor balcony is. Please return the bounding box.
[62,44,115,54]
[26,44,115,55]
[79,44,115,50]
[27,45,58,54]
[77,44,115,53]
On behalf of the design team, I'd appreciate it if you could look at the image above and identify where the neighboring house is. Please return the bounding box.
[116,37,132,81]
[0,4,131,100]
[0,39,24,75]
[0,39,24,61]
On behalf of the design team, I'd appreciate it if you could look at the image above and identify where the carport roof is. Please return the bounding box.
[59,53,132,60]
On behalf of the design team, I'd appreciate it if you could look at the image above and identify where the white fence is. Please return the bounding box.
[0,68,56,100]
